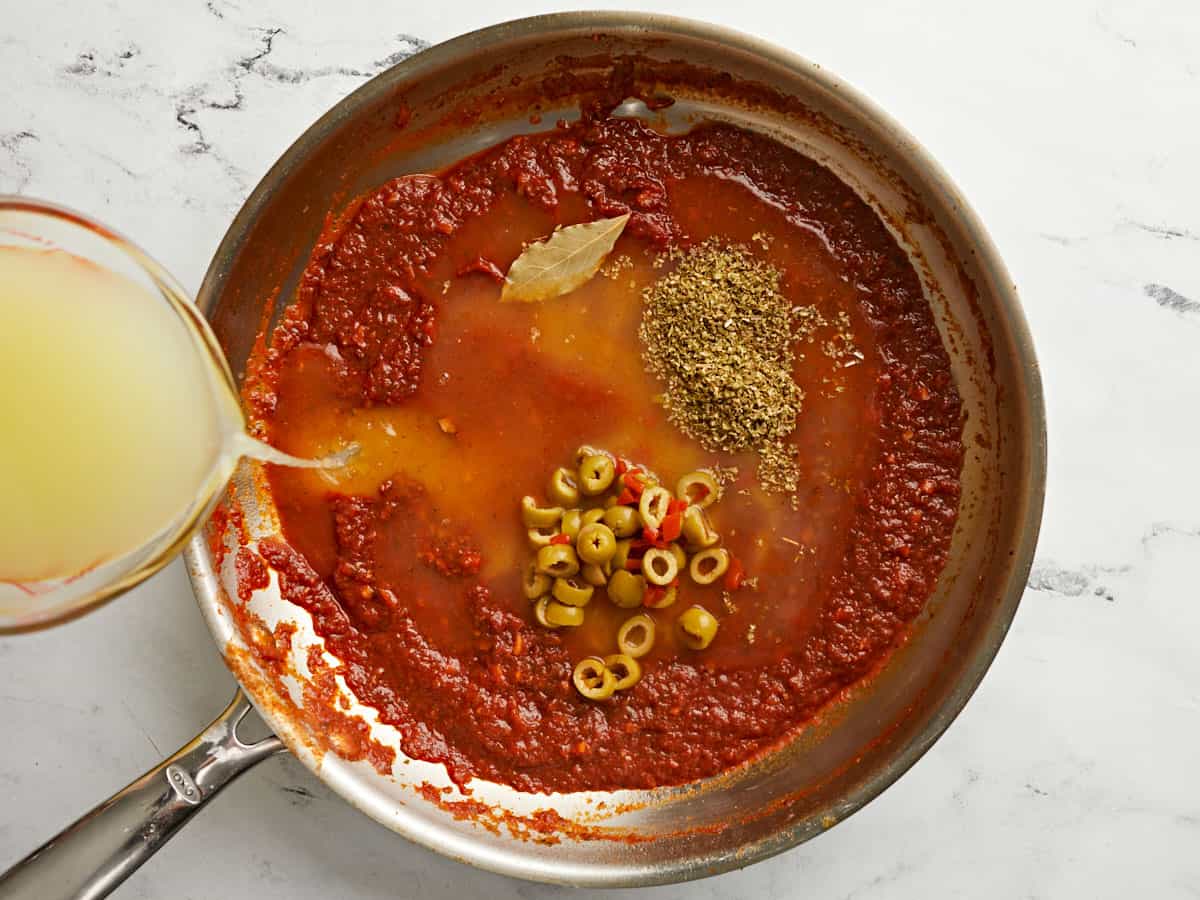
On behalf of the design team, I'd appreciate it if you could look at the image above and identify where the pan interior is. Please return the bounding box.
[185,13,1042,887]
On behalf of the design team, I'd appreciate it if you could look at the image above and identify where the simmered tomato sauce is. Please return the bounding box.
[250,114,963,793]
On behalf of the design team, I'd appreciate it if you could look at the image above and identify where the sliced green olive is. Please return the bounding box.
[560,509,584,541]
[639,485,673,530]
[544,599,584,627]
[617,613,656,658]
[534,597,558,629]
[521,495,564,528]
[669,542,688,573]
[689,547,731,585]
[573,656,617,700]
[644,583,677,609]
[603,505,640,538]
[527,525,560,548]
[678,605,719,650]
[578,454,616,495]
[581,562,609,586]
[577,522,617,565]
[676,470,720,508]
[682,505,719,548]
[548,466,581,507]
[523,560,551,600]
[582,508,607,526]
[573,444,602,467]
[611,538,634,572]
[641,547,678,586]
[604,654,642,691]
[552,576,594,607]
[536,543,579,578]
[607,569,645,609]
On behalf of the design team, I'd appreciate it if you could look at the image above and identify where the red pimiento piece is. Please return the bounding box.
[455,255,506,283]
[643,585,667,607]
[724,556,745,592]
[616,488,638,506]
[614,458,629,477]
[660,511,682,542]
[549,533,571,545]
[622,470,646,497]
[624,558,642,571]
[668,498,689,515]
[641,526,659,544]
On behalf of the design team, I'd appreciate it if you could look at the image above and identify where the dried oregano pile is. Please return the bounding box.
[638,241,805,493]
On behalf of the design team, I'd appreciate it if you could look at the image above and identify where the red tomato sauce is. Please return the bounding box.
[247,113,963,794]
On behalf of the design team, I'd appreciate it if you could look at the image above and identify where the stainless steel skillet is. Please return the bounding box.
[0,12,1045,898]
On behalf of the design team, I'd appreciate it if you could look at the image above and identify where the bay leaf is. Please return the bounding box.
[500,213,631,303]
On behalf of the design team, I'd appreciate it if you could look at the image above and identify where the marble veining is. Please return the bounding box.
[1145,283,1200,315]
[2,0,1198,897]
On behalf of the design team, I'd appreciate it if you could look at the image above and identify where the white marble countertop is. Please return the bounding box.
[2,0,1198,897]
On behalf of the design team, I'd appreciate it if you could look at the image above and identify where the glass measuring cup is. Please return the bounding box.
[1,197,262,632]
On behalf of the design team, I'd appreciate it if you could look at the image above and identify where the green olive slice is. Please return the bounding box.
[678,605,719,650]
[573,657,617,700]
[552,576,594,607]
[581,562,609,586]
[681,506,719,548]
[548,467,581,507]
[521,495,564,528]
[578,454,616,495]
[544,600,584,627]
[676,470,720,508]
[606,570,645,609]
[689,548,730,585]
[560,509,584,541]
[536,543,580,578]
[617,613,656,658]
[638,485,672,531]
[577,522,617,565]
[522,560,551,600]
[603,654,642,691]
[641,547,678,586]
[602,505,640,538]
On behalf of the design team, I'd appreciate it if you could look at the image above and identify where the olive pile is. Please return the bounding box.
[519,446,734,700]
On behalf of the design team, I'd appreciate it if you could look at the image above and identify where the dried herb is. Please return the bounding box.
[638,241,804,493]
[500,214,630,303]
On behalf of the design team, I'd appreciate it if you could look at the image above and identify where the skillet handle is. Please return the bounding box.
[0,691,284,900]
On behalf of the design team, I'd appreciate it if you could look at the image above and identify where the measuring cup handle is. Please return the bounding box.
[0,691,284,900]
